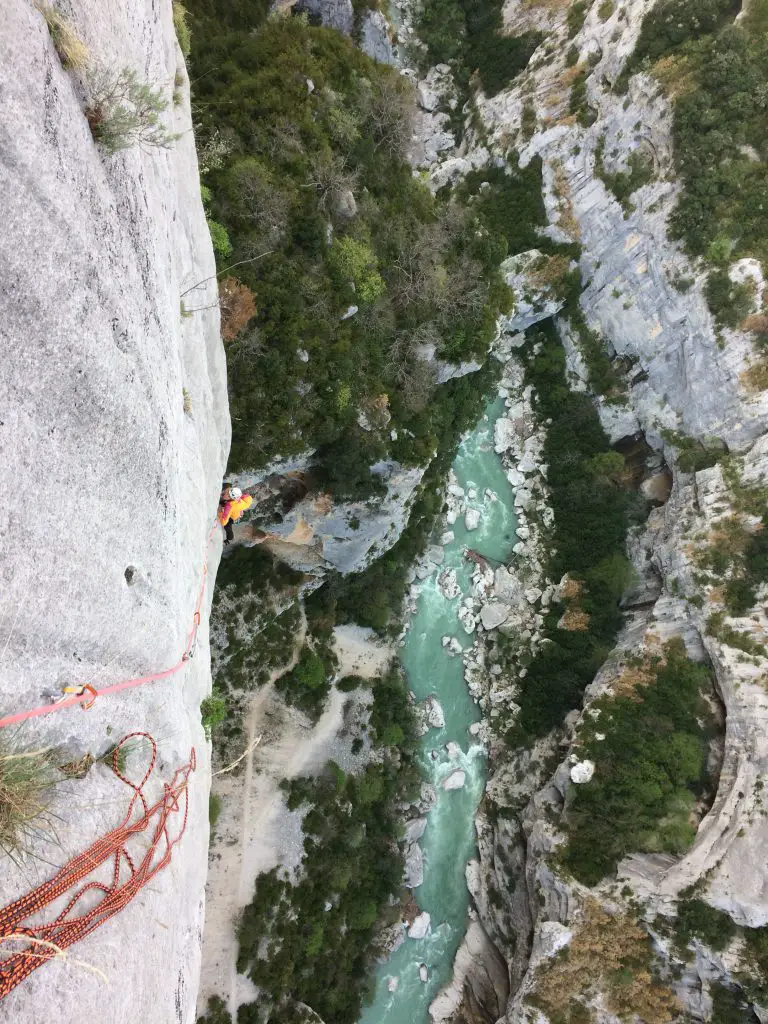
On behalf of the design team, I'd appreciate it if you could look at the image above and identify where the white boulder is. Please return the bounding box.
[570,760,596,784]
[409,912,431,939]
[442,769,466,790]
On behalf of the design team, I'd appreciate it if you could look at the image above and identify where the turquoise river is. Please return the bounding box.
[360,396,517,1024]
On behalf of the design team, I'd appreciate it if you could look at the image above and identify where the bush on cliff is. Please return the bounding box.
[562,640,711,885]
[507,324,632,740]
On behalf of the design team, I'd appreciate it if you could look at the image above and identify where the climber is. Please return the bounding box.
[218,485,253,545]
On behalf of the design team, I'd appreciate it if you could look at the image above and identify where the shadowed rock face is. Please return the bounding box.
[0,3,229,1022]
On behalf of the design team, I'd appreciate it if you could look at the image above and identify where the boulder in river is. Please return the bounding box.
[442,768,466,791]
[404,817,428,843]
[422,695,445,729]
[438,568,461,600]
[387,976,399,992]
[419,964,429,983]
[464,508,481,531]
[404,842,424,888]
[408,912,431,939]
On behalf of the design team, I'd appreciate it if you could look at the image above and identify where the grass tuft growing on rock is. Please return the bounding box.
[0,742,59,860]
[172,2,192,58]
[37,4,90,69]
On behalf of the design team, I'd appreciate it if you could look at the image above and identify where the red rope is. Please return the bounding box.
[0,524,219,730]
[0,732,196,999]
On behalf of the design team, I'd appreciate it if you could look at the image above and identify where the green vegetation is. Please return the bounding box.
[707,610,765,655]
[690,485,768,615]
[568,312,628,400]
[235,666,419,1024]
[705,268,756,330]
[275,640,337,722]
[622,0,768,324]
[567,1,588,38]
[508,324,634,741]
[598,0,615,20]
[674,898,737,953]
[623,0,738,75]
[0,741,59,860]
[85,66,176,153]
[661,429,725,474]
[562,640,711,885]
[197,995,232,1024]
[710,984,759,1024]
[172,2,192,57]
[200,689,228,737]
[185,11,514,490]
[415,0,542,99]
[211,545,304,694]
[209,792,223,830]
[594,136,654,214]
[568,66,597,127]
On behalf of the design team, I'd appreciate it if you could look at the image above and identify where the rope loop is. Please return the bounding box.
[0,735,195,1000]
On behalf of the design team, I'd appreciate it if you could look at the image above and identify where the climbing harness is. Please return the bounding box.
[0,523,217,730]
[0,733,195,999]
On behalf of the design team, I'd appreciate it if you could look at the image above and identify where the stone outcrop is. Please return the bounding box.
[0,3,229,1022]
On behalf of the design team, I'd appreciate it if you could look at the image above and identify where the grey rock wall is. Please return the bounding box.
[0,3,229,1022]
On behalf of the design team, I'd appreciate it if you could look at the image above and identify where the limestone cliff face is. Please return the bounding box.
[0,3,229,1022]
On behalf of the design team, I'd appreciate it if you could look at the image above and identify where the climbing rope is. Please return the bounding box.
[0,523,219,731]
[0,732,195,999]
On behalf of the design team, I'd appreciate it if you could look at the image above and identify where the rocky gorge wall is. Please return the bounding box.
[421,0,768,1020]
[0,3,229,1022]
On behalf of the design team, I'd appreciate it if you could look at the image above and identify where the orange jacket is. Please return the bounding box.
[218,494,253,526]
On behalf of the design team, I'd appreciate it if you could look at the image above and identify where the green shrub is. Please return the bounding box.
[562,640,710,885]
[209,792,223,829]
[201,690,228,737]
[598,0,615,21]
[328,236,386,303]
[567,0,588,37]
[705,270,754,329]
[85,66,176,153]
[207,219,232,258]
[275,646,334,721]
[337,675,365,692]
[594,137,654,213]
[710,983,759,1024]
[625,0,737,71]
[675,898,737,952]
[196,995,232,1023]
[415,0,542,98]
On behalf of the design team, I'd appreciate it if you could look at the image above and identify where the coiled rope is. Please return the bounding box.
[0,732,196,999]
[0,523,219,730]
